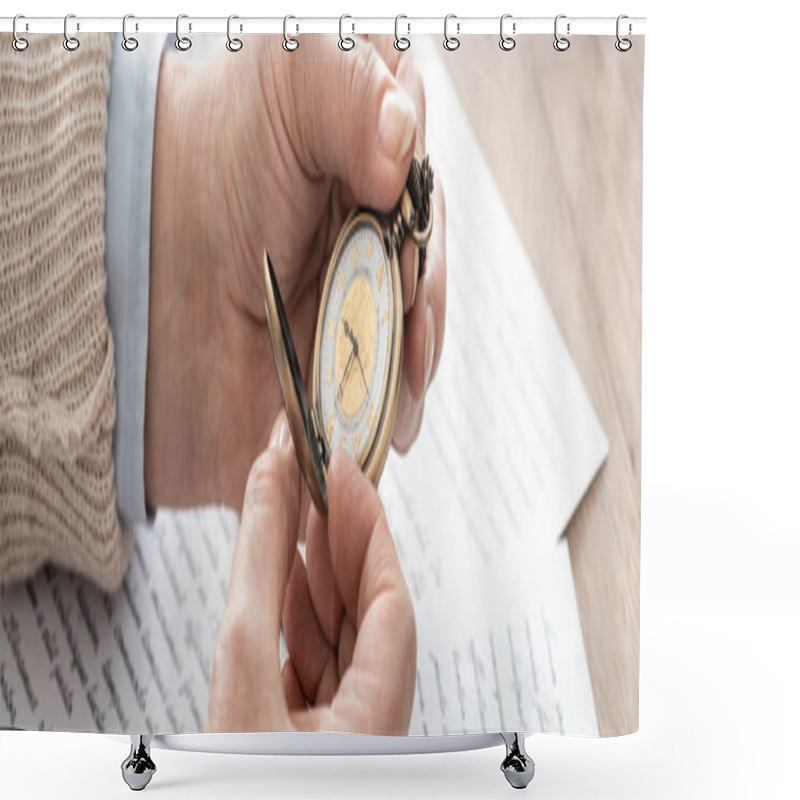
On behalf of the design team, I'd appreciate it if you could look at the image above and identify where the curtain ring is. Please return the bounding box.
[553,14,570,52]
[12,14,29,52]
[227,15,243,52]
[283,15,299,52]
[394,14,410,51]
[122,15,139,52]
[499,14,516,51]
[175,14,192,51]
[338,14,355,51]
[63,13,80,52]
[615,14,632,52]
[443,14,460,51]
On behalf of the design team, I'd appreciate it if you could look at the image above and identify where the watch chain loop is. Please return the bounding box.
[383,157,434,280]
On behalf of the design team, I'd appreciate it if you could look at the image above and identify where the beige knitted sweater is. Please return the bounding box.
[1,34,132,591]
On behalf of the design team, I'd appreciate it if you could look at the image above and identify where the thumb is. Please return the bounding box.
[206,410,299,731]
[324,449,417,733]
[289,37,417,210]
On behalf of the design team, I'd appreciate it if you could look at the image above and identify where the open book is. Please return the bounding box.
[0,52,606,738]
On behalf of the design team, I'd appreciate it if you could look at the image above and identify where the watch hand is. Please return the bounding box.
[343,319,359,358]
[355,351,370,401]
[337,347,356,401]
[344,318,369,401]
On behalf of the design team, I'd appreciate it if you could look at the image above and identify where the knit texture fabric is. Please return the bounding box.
[1,33,132,591]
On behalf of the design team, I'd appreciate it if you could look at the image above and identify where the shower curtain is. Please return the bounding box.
[0,22,643,745]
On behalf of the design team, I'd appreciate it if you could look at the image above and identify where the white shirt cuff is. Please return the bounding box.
[104,34,166,525]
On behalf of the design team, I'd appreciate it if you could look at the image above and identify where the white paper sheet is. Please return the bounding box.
[1,53,605,739]
[384,55,606,736]
[0,510,237,732]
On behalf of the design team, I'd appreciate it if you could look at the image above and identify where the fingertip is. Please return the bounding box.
[244,409,296,517]
[400,239,419,313]
[237,409,301,603]
[370,96,416,210]
[327,447,362,499]
[424,304,436,389]
[325,448,387,618]
[377,87,417,168]
[331,40,416,211]
[268,408,292,452]
[282,659,307,712]
[401,286,429,405]
[373,57,417,206]
[391,386,424,455]
[422,183,447,388]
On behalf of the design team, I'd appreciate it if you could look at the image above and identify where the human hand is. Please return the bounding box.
[144,35,447,515]
[205,411,416,734]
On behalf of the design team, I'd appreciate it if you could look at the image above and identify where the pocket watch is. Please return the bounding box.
[262,156,434,512]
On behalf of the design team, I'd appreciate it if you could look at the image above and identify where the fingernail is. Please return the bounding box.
[410,249,420,308]
[270,412,288,450]
[424,305,435,389]
[378,89,416,163]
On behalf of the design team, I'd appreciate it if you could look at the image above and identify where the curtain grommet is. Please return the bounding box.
[553,14,571,52]
[226,14,243,52]
[394,14,410,51]
[175,14,192,51]
[121,14,139,52]
[63,13,80,52]
[443,14,460,52]
[499,14,516,51]
[12,14,29,52]
[283,15,299,52]
[338,14,355,51]
[615,14,632,52]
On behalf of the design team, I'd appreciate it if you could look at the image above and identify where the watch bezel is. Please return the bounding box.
[312,210,404,488]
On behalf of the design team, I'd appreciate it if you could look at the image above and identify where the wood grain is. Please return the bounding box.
[443,35,643,736]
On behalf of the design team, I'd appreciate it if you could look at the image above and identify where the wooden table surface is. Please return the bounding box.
[445,36,643,736]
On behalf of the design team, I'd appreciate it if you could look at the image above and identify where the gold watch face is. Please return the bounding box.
[314,213,403,479]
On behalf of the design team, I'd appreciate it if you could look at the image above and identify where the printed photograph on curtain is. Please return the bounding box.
[1,31,643,739]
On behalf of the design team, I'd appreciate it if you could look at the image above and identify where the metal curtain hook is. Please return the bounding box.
[12,14,29,52]
[443,14,460,51]
[338,14,355,51]
[615,14,632,52]
[500,14,516,51]
[227,14,243,52]
[394,14,410,51]
[122,14,139,51]
[63,13,80,51]
[283,15,299,52]
[553,14,570,52]
[175,14,192,51]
